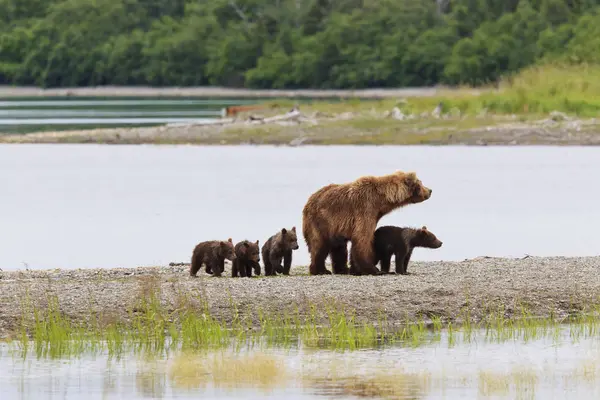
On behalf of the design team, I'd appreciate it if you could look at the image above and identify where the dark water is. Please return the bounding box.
[1,144,599,271]
[0,98,260,133]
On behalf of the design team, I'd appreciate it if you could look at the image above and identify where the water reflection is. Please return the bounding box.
[3,327,600,399]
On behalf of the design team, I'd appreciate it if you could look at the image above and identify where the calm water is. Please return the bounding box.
[3,327,600,399]
[0,98,261,133]
[0,144,599,271]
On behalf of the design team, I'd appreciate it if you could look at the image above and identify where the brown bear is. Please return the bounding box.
[231,240,261,278]
[261,227,299,276]
[302,171,432,276]
[190,238,236,277]
[372,225,443,275]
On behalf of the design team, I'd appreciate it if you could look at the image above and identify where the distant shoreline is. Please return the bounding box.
[0,85,480,99]
[1,256,599,339]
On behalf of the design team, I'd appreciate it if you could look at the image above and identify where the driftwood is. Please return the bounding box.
[164,107,302,129]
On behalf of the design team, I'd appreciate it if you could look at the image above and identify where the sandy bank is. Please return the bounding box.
[1,256,599,339]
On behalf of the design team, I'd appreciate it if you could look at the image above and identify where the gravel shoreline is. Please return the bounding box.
[0,85,473,98]
[2,111,599,146]
[1,256,599,339]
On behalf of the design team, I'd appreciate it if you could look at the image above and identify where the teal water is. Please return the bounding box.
[0,97,262,134]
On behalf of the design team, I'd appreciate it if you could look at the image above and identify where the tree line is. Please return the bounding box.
[1,0,600,89]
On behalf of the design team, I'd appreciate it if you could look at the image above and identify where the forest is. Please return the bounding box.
[1,0,600,89]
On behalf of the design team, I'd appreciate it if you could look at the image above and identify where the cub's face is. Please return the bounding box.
[243,240,261,263]
[281,227,300,250]
[220,239,237,261]
[415,227,443,249]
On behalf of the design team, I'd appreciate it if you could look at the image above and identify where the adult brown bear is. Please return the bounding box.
[301,171,432,276]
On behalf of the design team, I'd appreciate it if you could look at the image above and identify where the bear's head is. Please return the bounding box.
[220,238,237,261]
[404,172,432,204]
[241,240,261,263]
[413,226,443,249]
[281,226,300,250]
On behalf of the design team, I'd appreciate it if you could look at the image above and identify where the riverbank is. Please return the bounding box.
[2,103,599,146]
[1,256,599,339]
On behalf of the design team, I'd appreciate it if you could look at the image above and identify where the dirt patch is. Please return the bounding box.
[1,256,599,338]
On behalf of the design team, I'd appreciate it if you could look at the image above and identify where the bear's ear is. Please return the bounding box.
[421,226,428,231]
[291,226,296,232]
[243,241,250,248]
[228,238,233,243]
[405,171,418,183]
[255,240,259,246]
[281,228,287,235]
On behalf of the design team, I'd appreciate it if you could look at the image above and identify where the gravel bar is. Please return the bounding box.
[1,256,599,338]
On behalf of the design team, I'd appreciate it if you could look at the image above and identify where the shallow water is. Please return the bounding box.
[1,144,599,270]
[0,98,255,133]
[3,327,600,399]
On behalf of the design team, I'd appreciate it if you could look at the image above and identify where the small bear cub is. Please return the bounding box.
[232,240,261,278]
[190,238,236,277]
[261,227,300,276]
[373,226,442,275]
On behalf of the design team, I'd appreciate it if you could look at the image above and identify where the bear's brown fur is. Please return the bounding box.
[302,171,432,276]
[373,225,443,275]
[190,238,236,277]
[231,240,261,278]
[261,227,300,276]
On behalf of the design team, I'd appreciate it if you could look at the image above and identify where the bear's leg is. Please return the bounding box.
[264,256,274,276]
[394,252,406,274]
[252,261,261,277]
[330,243,349,274]
[283,251,292,275]
[348,248,362,275]
[239,260,248,277]
[205,260,219,277]
[231,259,239,277]
[400,249,413,275]
[211,259,224,277]
[309,242,332,275]
[380,252,393,274]
[350,235,382,276]
[271,254,284,275]
[244,262,252,277]
[190,258,202,277]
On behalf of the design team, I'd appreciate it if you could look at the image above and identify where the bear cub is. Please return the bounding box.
[190,238,236,277]
[261,227,300,276]
[373,226,442,275]
[231,240,261,278]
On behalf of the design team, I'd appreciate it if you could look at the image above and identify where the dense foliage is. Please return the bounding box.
[2,0,600,88]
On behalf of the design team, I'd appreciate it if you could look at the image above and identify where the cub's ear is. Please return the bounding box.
[255,240,259,246]
[421,226,428,231]
[281,228,287,235]
[291,226,296,232]
[228,238,233,243]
